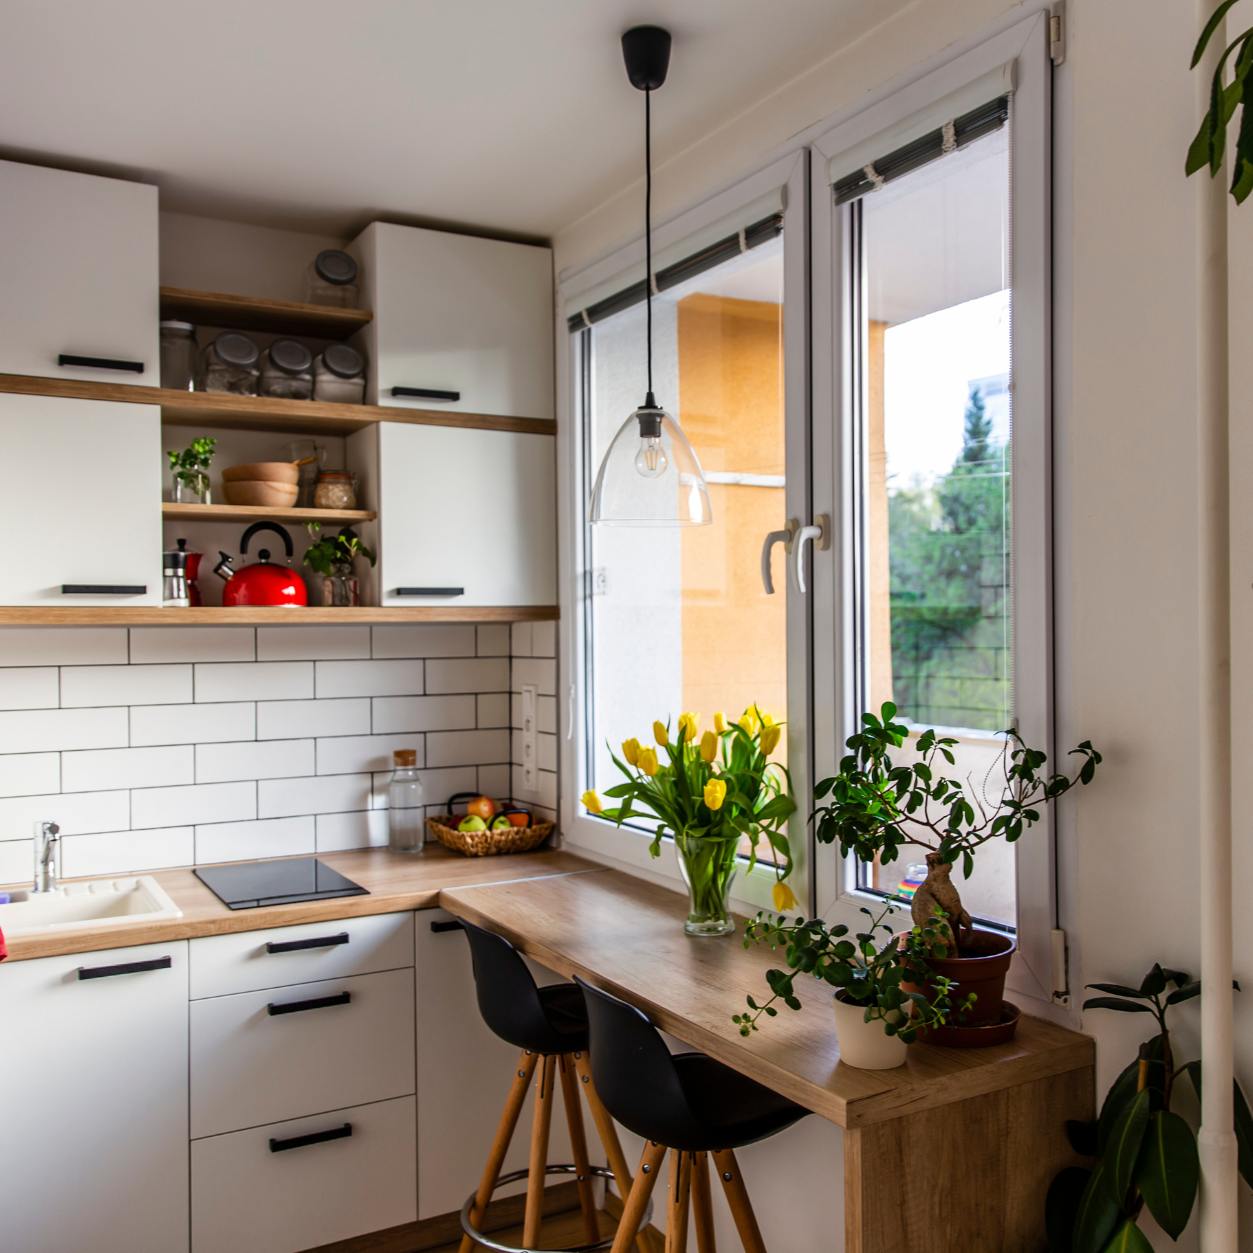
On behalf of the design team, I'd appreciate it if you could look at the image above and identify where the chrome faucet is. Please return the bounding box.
[33,821,61,893]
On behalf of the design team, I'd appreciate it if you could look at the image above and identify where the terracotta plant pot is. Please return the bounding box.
[901,927,1018,1046]
[832,993,908,1070]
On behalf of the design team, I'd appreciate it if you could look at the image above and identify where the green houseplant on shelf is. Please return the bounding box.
[582,707,796,936]
[303,524,376,607]
[167,436,216,505]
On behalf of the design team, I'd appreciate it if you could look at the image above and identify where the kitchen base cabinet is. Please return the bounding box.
[0,941,189,1253]
[191,1095,417,1253]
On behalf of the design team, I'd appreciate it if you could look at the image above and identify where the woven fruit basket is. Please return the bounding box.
[428,791,555,857]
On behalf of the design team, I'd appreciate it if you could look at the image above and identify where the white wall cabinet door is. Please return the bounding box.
[1,393,161,604]
[350,221,553,420]
[0,942,189,1253]
[0,159,159,385]
[378,423,556,606]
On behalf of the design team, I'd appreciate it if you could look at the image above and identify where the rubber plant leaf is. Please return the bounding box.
[1135,1109,1198,1239]
[1101,1219,1155,1253]
[1104,1089,1152,1205]
[1071,1160,1122,1253]
[1045,1166,1092,1253]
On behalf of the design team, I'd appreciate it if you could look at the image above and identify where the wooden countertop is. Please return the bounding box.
[0,846,593,962]
[441,869,1095,1130]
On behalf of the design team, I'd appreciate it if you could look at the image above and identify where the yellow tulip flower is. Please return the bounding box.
[760,722,782,755]
[622,737,641,767]
[678,712,698,742]
[699,730,718,763]
[772,880,799,913]
[703,778,727,811]
[713,711,727,733]
[581,790,603,815]
[638,747,659,777]
[738,708,760,737]
[653,720,669,747]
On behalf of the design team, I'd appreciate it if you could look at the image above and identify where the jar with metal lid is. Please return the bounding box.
[305,249,360,308]
[313,469,358,511]
[159,321,197,390]
[313,343,367,404]
[259,338,314,400]
[198,331,261,394]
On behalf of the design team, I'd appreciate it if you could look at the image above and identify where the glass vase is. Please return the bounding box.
[674,831,739,937]
[172,472,211,505]
[320,566,360,607]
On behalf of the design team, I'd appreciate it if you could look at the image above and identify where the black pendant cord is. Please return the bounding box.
[644,86,655,408]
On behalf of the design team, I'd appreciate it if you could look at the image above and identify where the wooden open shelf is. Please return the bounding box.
[0,374,555,437]
[0,605,559,626]
[159,286,372,339]
[162,503,376,526]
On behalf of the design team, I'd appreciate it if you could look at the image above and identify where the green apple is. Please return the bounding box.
[491,815,512,830]
[458,815,488,833]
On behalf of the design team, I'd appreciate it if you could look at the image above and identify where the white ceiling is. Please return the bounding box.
[0,0,905,243]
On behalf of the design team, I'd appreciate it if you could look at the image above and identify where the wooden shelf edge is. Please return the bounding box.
[159,285,373,337]
[0,606,559,626]
[162,503,376,525]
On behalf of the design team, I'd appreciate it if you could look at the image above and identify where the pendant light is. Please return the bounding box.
[589,25,712,527]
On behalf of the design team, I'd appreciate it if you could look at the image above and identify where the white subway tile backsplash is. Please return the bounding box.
[195,661,313,703]
[512,693,558,734]
[0,789,129,838]
[131,702,255,746]
[477,624,510,657]
[408,766,478,809]
[62,664,192,708]
[510,622,533,658]
[315,659,423,699]
[531,621,557,658]
[426,657,510,695]
[0,627,127,667]
[61,827,194,878]
[371,624,476,659]
[129,627,255,664]
[0,753,60,799]
[196,739,314,783]
[0,707,128,753]
[536,732,558,772]
[511,656,556,697]
[477,693,510,728]
[0,667,58,710]
[316,734,425,776]
[315,809,388,852]
[132,781,255,830]
[478,763,511,800]
[195,816,315,864]
[257,698,370,740]
[258,772,372,819]
[62,745,194,793]
[372,694,476,734]
[257,625,371,661]
[426,729,510,769]
[0,838,32,885]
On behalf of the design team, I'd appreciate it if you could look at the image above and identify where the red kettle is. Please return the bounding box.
[214,522,308,607]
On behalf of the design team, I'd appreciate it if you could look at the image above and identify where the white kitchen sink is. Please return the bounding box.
[0,877,182,937]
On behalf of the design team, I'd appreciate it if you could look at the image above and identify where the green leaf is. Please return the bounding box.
[1135,1109,1198,1239]
[1046,1166,1091,1252]
[1192,0,1245,67]
[1165,980,1201,1006]
[1072,1160,1122,1253]
[1084,996,1154,1014]
[1087,983,1149,1000]
[1101,1219,1155,1253]
[1139,965,1167,996]
[1235,1078,1253,1189]
[1104,1089,1151,1205]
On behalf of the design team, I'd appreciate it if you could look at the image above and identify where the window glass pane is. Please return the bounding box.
[854,124,1016,926]
[581,237,787,863]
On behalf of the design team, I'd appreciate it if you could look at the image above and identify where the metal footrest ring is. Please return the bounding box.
[460,1163,654,1253]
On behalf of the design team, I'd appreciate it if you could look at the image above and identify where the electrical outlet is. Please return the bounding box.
[521,684,538,791]
[592,567,608,596]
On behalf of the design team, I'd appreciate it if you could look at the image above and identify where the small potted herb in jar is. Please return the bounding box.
[167,436,216,504]
[303,524,375,606]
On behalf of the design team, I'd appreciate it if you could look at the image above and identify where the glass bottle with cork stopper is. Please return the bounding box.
[387,749,424,852]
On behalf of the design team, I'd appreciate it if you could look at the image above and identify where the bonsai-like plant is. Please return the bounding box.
[733,902,974,1041]
[1188,0,1253,202]
[810,702,1101,951]
[303,524,376,576]
[1045,965,1251,1251]
[167,436,216,502]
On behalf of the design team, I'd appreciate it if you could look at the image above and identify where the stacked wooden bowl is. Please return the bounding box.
[221,462,300,508]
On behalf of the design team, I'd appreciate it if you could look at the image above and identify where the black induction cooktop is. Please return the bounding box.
[195,858,369,910]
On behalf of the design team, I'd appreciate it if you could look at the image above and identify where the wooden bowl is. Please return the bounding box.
[222,461,300,485]
[222,480,300,507]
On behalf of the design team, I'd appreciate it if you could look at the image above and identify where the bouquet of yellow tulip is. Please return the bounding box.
[582,707,796,936]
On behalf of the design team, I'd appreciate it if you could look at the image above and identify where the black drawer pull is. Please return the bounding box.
[391,386,460,402]
[61,584,147,595]
[430,919,464,934]
[267,990,352,1016]
[58,353,145,373]
[269,1122,353,1154]
[394,587,465,597]
[265,931,350,954]
[78,955,172,981]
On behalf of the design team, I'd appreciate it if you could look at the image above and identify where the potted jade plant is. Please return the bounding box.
[167,435,216,504]
[583,708,796,936]
[734,903,973,1069]
[808,702,1100,1044]
[303,525,376,606]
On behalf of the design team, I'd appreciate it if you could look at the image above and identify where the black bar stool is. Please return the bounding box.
[456,920,656,1253]
[576,977,808,1253]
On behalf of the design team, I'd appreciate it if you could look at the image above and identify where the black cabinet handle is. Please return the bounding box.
[269,1122,353,1154]
[58,354,145,373]
[430,919,464,934]
[78,955,172,981]
[394,587,465,597]
[265,931,350,954]
[267,990,352,1017]
[61,584,147,595]
[391,386,460,402]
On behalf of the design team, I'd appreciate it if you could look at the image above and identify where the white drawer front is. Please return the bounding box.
[189,910,413,999]
[191,968,415,1138]
[191,1095,416,1253]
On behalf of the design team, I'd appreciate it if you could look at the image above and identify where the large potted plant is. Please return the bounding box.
[809,702,1100,1042]
[583,708,796,935]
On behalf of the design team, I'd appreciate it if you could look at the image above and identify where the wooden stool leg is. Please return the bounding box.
[665,1151,692,1253]
[458,1050,538,1253]
[691,1152,716,1253]
[523,1054,558,1248]
[711,1150,766,1253]
[611,1141,668,1253]
[557,1053,601,1245]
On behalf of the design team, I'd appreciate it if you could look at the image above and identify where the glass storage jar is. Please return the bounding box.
[305,249,360,308]
[387,750,424,852]
[198,331,260,394]
[159,321,197,390]
[313,469,358,510]
[313,343,367,404]
[259,338,314,400]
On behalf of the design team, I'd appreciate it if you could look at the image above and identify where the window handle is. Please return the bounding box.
[792,515,831,596]
[760,522,798,595]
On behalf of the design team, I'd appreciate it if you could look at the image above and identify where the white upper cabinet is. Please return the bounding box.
[350,221,553,419]
[0,159,159,386]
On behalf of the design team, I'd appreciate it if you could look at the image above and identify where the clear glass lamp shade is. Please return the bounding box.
[589,407,713,526]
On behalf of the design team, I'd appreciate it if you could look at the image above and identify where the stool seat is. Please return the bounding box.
[534,981,591,1052]
[672,1052,807,1152]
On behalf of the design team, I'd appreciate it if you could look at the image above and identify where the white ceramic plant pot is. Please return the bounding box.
[832,994,909,1070]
